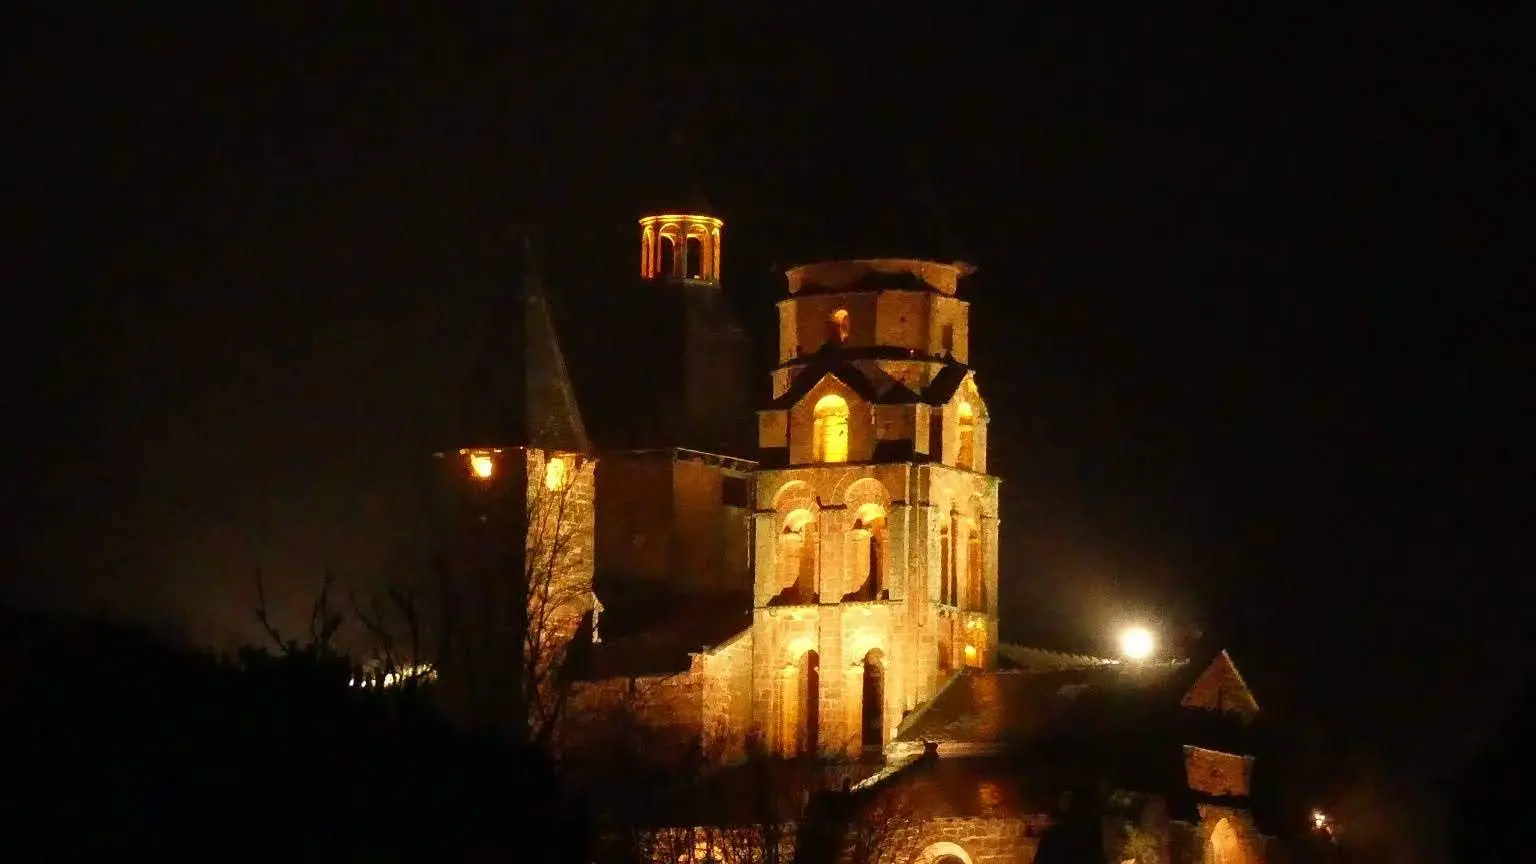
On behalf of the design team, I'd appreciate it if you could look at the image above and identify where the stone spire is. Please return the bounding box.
[453,231,590,454]
[519,235,590,454]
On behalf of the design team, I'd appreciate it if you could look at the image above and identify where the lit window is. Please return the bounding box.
[812,394,850,463]
[468,452,495,480]
[956,401,976,470]
[544,455,571,491]
[832,308,850,343]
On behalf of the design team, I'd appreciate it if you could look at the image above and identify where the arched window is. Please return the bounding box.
[1210,818,1245,864]
[812,394,850,463]
[956,401,977,470]
[659,233,677,277]
[939,515,955,606]
[779,509,816,602]
[965,521,983,611]
[685,233,706,279]
[849,505,887,600]
[831,308,850,344]
[861,649,884,753]
[801,650,820,754]
[777,651,819,756]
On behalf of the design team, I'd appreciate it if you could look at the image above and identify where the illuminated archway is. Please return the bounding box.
[849,503,887,600]
[831,308,850,343]
[1210,818,1245,864]
[813,394,850,463]
[964,518,983,611]
[779,509,817,601]
[915,841,974,864]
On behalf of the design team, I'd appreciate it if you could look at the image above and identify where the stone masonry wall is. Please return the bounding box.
[878,816,1042,864]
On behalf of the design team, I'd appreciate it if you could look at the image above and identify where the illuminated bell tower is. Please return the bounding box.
[639,213,723,283]
[750,259,999,760]
[587,205,749,454]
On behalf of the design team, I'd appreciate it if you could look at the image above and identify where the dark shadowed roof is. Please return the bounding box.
[581,586,752,678]
[451,237,590,454]
[767,355,973,411]
[896,662,1189,745]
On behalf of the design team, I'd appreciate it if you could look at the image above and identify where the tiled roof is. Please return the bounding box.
[895,664,1188,745]
[580,587,752,679]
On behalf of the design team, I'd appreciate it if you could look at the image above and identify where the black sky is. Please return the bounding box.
[4,5,1525,779]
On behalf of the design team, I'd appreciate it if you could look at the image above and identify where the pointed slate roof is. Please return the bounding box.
[453,235,590,454]
[521,241,591,452]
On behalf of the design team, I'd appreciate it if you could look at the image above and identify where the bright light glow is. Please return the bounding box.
[813,394,850,463]
[544,455,570,491]
[469,453,495,480]
[350,663,437,689]
[1119,626,1155,660]
[1312,809,1329,831]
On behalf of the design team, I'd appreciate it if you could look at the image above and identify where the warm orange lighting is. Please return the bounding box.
[956,400,977,469]
[832,308,850,342]
[1119,626,1155,661]
[638,214,724,280]
[964,644,978,661]
[544,455,570,491]
[469,453,495,480]
[812,394,849,463]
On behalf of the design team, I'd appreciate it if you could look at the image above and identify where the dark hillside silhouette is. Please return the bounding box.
[4,606,571,858]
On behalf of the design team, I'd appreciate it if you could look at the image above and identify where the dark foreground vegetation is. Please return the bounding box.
[5,607,571,859]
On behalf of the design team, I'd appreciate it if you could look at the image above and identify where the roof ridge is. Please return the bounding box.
[894,668,967,740]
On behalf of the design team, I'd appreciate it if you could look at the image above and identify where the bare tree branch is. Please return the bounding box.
[252,566,289,653]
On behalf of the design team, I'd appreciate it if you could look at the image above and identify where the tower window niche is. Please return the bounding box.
[956,401,977,470]
[544,455,572,491]
[658,234,677,277]
[831,308,850,344]
[812,394,850,463]
[685,233,706,279]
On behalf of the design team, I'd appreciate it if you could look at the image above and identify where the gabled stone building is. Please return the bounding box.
[434,209,1275,862]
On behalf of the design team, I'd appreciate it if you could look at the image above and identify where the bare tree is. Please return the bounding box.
[253,567,344,657]
[349,451,594,745]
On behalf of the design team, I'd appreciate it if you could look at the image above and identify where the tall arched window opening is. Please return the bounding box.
[779,509,817,603]
[849,506,887,601]
[685,234,706,278]
[939,515,954,605]
[800,650,820,754]
[659,234,676,277]
[861,649,885,754]
[812,394,850,463]
[1210,818,1245,864]
[956,401,976,470]
[965,522,984,611]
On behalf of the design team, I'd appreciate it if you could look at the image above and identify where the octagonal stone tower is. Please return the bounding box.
[750,258,999,759]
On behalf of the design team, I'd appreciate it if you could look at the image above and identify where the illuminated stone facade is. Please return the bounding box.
[442,215,1274,863]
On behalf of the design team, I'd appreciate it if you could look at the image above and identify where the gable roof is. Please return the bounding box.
[578,586,752,679]
[1179,650,1261,719]
[765,355,972,412]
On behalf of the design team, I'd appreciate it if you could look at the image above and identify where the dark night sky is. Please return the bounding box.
[4,5,1525,783]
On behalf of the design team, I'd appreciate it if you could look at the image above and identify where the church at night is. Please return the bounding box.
[428,202,1274,864]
